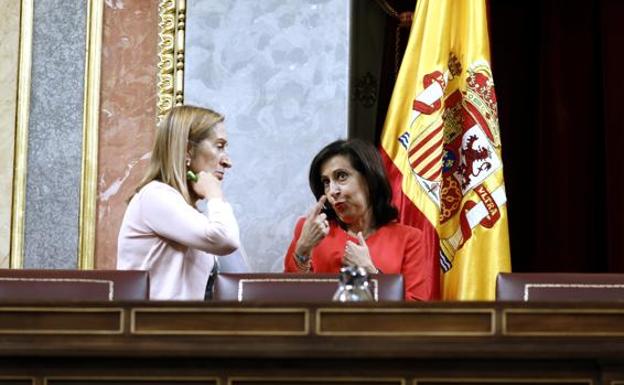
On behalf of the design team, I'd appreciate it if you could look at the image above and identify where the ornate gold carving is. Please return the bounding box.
[10,0,34,269]
[157,0,185,122]
[78,0,104,270]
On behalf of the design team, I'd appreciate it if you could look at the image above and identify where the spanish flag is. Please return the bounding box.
[380,0,511,300]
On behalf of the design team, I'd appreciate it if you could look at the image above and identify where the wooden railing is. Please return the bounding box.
[0,301,623,384]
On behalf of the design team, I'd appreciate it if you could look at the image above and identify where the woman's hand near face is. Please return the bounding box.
[190,170,223,200]
[295,196,330,257]
[343,232,377,273]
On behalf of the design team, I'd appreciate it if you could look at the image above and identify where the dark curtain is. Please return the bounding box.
[375,0,624,273]
[374,0,417,139]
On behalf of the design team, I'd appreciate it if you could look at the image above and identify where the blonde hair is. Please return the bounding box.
[135,105,224,204]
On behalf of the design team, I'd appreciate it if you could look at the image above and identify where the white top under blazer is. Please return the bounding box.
[117,181,240,300]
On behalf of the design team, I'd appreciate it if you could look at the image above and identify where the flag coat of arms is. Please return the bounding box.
[380,0,511,300]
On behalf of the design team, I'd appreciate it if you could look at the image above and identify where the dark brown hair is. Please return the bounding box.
[308,139,398,227]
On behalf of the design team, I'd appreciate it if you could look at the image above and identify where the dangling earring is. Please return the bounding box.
[186,159,191,167]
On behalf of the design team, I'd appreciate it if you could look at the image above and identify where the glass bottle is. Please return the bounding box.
[332,266,374,302]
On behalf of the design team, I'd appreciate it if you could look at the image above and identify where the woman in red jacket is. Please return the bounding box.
[284,139,437,301]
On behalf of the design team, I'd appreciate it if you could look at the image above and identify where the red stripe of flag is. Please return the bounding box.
[410,135,444,169]
[408,125,443,157]
[428,167,442,181]
[416,151,443,177]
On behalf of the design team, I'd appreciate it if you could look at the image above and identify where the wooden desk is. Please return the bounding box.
[0,301,623,384]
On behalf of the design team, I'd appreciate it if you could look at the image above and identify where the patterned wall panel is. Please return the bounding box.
[184,0,350,272]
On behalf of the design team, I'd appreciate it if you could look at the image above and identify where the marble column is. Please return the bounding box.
[0,0,21,268]
[94,1,159,269]
[23,0,87,269]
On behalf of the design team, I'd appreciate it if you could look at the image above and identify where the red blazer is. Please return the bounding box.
[284,218,437,301]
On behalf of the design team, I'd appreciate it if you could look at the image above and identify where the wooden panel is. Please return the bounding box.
[46,378,218,385]
[504,309,624,336]
[0,307,122,334]
[229,378,404,385]
[0,378,34,385]
[132,307,309,335]
[414,379,592,385]
[0,302,622,382]
[316,308,494,336]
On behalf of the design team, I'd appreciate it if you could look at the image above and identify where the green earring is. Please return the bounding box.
[186,170,198,182]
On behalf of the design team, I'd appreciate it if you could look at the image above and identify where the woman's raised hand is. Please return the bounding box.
[343,232,376,273]
[190,170,223,200]
[295,196,330,257]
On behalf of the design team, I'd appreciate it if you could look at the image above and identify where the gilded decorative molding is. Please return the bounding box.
[78,0,104,270]
[157,0,185,122]
[10,0,34,269]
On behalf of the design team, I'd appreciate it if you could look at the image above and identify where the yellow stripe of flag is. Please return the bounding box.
[380,0,511,300]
